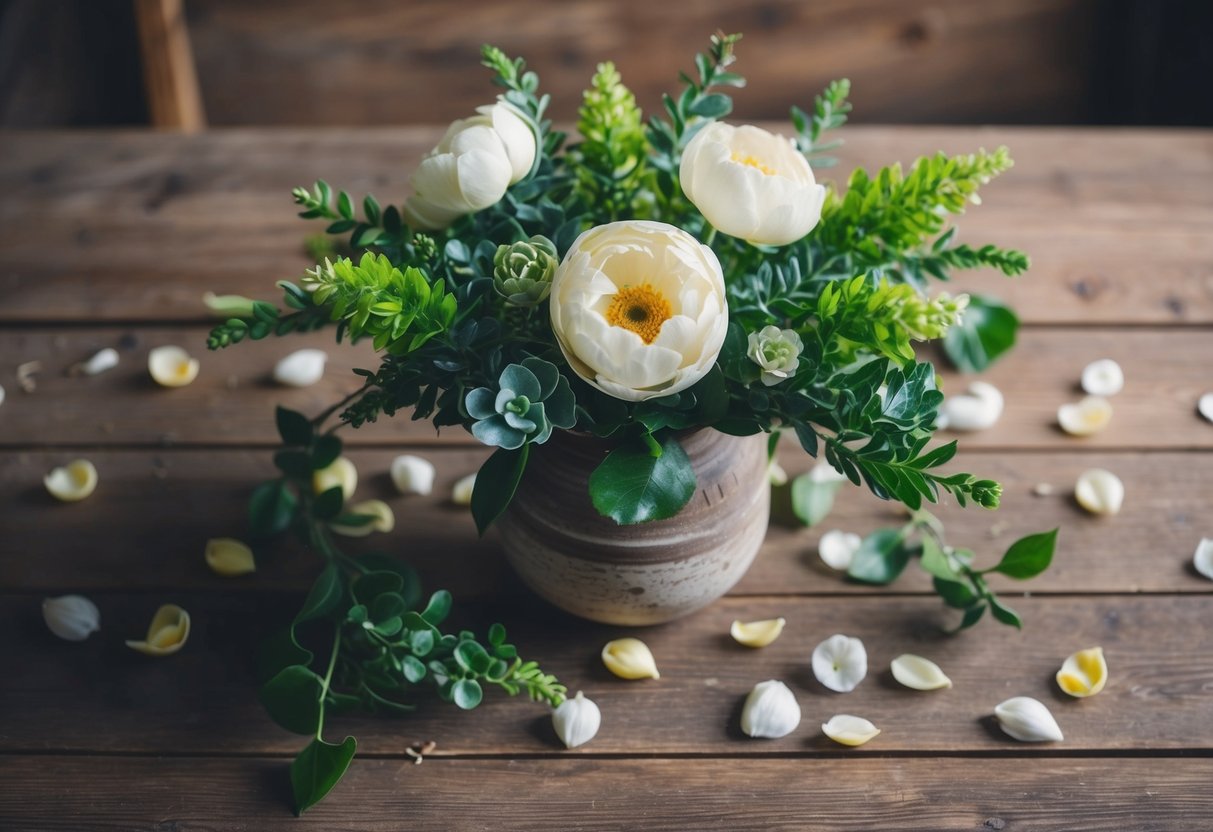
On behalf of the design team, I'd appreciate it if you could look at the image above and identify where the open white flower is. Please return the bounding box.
[550,220,728,401]
[811,633,868,692]
[747,326,803,386]
[680,122,825,245]
[404,102,535,230]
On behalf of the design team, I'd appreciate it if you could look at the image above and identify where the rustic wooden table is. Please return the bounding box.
[1,126,1211,830]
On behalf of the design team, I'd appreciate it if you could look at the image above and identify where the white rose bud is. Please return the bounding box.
[552,691,601,749]
[747,326,803,386]
[42,595,100,642]
[404,102,535,230]
[994,696,1064,742]
[550,220,728,402]
[680,122,826,246]
[740,679,801,739]
[391,454,436,496]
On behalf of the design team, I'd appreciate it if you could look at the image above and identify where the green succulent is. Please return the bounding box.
[493,236,558,306]
[465,358,576,449]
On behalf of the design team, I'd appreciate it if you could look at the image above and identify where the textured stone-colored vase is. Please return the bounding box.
[497,428,770,625]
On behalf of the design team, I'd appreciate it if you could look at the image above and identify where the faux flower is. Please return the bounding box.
[404,102,536,230]
[747,325,803,386]
[465,358,576,450]
[680,122,826,246]
[494,235,558,306]
[549,220,728,401]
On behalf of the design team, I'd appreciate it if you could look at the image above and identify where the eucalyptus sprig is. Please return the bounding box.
[252,405,565,815]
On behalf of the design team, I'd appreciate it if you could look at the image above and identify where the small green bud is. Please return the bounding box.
[493,235,558,307]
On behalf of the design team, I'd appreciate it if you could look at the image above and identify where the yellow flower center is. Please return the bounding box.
[730,151,777,176]
[605,283,672,344]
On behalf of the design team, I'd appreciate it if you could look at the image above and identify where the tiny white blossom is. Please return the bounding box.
[746,326,803,387]
[811,633,868,692]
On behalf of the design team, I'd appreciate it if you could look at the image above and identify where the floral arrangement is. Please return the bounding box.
[206,33,1055,814]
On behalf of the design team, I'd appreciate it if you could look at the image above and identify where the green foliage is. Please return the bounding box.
[570,62,648,218]
[790,78,852,167]
[291,737,356,817]
[789,470,844,527]
[943,293,1020,372]
[589,433,698,524]
[841,512,1058,630]
[465,358,577,450]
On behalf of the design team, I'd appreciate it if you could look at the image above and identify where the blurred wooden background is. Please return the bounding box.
[1,0,1211,128]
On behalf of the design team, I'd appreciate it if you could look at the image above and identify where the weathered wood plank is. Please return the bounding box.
[1,128,1210,323]
[2,326,1211,450]
[3,755,1211,832]
[2,593,1210,755]
[3,448,1210,596]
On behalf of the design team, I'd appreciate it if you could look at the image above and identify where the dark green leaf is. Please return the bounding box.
[953,602,987,631]
[847,529,912,584]
[357,554,422,609]
[276,407,313,446]
[933,576,977,609]
[295,563,344,624]
[420,590,452,626]
[311,435,343,470]
[920,537,959,581]
[249,480,297,536]
[993,528,1058,579]
[452,678,484,710]
[290,736,356,816]
[258,628,314,684]
[259,665,324,734]
[409,628,434,657]
[988,595,1023,628]
[454,640,492,674]
[312,486,345,521]
[370,592,408,624]
[274,450,314,479]
[943,294,1019,373]
[470,445,530,535]
[589,435,697,525]
[401,655,427,683]
[352,570,404,605]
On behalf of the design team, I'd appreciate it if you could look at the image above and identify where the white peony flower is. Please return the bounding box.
[747,325,803,386]
[811,633,868,692]
[680,122,826,246]
[549,220,728,402]
[403,102,535,230]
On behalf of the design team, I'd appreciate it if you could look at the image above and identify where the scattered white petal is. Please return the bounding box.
[42,595,100,641]
[44,459,98,502]
[1081,359,1124,396]
[273,349,328,387]
[552,691,600,748]
[1199,393,1213,424]
[452,473,476,506]
[601,638,660,680]
[740,680,801,738]
[811,633,868,692]
[391,454,436,496]
[148,346,200,387]
[1032,482,1055,497]
[730,618,786,648]
[822,714,880,747]
[808,462,848,484]
[0,383,5,408]
[81,348,120,376]
[1056,646,1108,698]
[768,460,788,487]
[818,530,862,571]
[891,654,953,690]
[1075,468,1124,516]
[126,604,191,656]
[1058,396,1112,436]
[940,381,1003,432]
[1193,538,1213,581]
[994,696,1064,742]
[204,538,256,576]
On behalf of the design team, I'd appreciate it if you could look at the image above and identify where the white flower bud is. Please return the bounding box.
[811,633,867,692]
[818,530,862,571]
[1194,538,1213,581]
[939,381,1003,432]
[1057,396,1112,437]
[42,595,100,642]
[552,691,600,749]
[741,680,801,738]
[148,345,200,387]
[891,654,952,690]
[601,638,660,680]
[1075,468,1124,516]
[272,349,327,388]
[822,714,880,747]
[1081,359,1123,396]
[81,348,119,376]
[994,696,1064,742]
[391,454,436,496]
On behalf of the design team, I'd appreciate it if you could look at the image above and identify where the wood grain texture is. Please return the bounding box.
[184,0,1098,127]
[1,128,1211,324]
[2,326,1211,449]
[3,593,1211,755]
[3,448,1210,596]
[133,0,206,131]
[2,755,1210,832]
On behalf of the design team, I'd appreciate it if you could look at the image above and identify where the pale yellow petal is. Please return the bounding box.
[204,538,256,577]
[313,456,357,500]
[1058,396,1112,437]
[1056,646,1108,697]
[730,618,786,648]
[148,346,200,387]
[126,604,190,656]
[601,638,660,680]
[330,499,395,537]
[822,714,880,747]
[44,459,98,502]
[891,654,953,690]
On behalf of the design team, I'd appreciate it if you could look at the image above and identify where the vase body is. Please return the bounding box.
[497,428,770,625]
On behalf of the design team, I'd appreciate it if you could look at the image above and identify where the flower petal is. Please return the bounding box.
[822,714,880,747]
[811,633,868,692]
